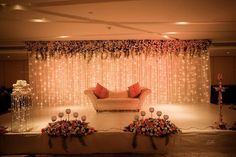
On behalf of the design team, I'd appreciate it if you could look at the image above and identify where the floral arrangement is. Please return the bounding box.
[25,40,211,62]
[12,80,31,95]
[124,108,180,137]
[42,120,96,137]
[42,109,96,137]
[42,109,96,150]
[124,108,180,149]
[124,117,179,137]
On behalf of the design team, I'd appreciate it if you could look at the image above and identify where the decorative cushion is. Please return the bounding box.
[94,83,109,99]
[128,82,142,98]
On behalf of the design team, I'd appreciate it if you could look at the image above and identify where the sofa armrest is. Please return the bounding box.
[84,88,97,105]
[139,88,151,106]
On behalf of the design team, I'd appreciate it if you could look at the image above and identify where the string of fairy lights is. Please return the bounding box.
[29,50,210,107]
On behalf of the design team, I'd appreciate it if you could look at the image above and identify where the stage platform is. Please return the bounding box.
[0,103,236,156]
[1,103,236,132]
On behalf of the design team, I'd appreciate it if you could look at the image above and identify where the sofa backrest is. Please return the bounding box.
[109,91,129,98]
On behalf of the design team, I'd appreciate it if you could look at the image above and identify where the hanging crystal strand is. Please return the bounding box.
[218,74,224,125]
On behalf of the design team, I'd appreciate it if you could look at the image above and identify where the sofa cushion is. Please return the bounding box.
[94,83,109,99]
[109,91,128,98]
[128,82,142,98]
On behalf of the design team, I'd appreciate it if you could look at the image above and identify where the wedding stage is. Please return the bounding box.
[1,40,235,156]
[1,103,236,156]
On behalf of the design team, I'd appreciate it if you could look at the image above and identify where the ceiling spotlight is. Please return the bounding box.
[175,22,189,25]
[163,32,177,35]
[30,18,49,23]
[57,35,69,39]
[163,35,170,39]
[1,3,6,7]
[12,4,25,11]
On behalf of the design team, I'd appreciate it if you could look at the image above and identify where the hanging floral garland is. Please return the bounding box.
[25,40,211,62]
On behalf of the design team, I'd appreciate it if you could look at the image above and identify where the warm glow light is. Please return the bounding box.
[29,51,210,107]
[57,35,70,39]
[175,22,189,25]
[30,18,49,23]
[12,4,25,10]
[163,32,177,35]
[1,3,6,7]
[163,35,170,39]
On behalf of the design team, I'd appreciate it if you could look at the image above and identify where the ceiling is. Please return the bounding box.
[0,0,236,56]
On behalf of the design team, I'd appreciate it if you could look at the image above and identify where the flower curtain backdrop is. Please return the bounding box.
[26,40,211,108]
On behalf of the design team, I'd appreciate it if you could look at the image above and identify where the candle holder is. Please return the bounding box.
[58,112,64,120]
[163,115,169,121]
[51,116,57,122]
[149,107,155,118]
[214,73,227,129]
[73,112,79,120]
[81,115,87,123]
[134,115,139,121]
[140,111,146,120]
[156,111,162,119]
[65,108,71,121]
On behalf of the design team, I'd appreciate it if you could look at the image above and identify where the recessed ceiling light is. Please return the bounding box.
[30,18,49,23]
[57,35,69,39]
[1,3,6,7]
[163,32,177,35]
[163,35,170,39]
[175,22,189,25]
[12,4,25,11]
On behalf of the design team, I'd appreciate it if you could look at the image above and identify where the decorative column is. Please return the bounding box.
[11,80,32,132]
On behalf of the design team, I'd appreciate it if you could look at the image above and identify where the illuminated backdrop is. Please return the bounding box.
[26,40,211,107]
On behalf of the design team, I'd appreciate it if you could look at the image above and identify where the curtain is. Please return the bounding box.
[28,48,210,107]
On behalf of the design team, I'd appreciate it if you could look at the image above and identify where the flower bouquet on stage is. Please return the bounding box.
[41,109,96,151]
[124,107,180,149]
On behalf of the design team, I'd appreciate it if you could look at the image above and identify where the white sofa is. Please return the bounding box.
[84,88,151,112]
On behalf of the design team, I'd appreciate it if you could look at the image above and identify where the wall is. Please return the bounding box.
[0,60,29,88]
[210,56,236,85]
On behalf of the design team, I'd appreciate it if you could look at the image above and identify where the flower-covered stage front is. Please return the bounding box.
[0,103,236,156]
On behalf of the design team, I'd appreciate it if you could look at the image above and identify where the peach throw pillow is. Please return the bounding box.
[94,83,109,99]
[128,82,142,98]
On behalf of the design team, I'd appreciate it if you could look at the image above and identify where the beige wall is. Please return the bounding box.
[210,56,236,85]
[0,60,29,88]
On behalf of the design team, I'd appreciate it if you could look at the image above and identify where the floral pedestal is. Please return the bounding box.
[11,94,32,132]
[11,80,32,132]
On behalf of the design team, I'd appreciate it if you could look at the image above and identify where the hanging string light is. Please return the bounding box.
[27,40,211,108]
